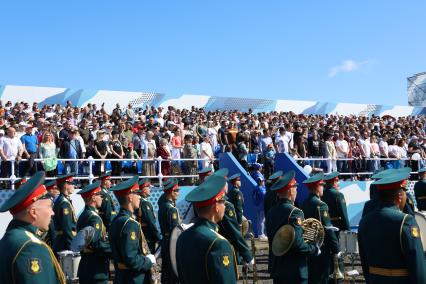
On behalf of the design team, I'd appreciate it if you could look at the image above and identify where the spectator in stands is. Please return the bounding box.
[157,138,171,177]
[370,135,380,172]
[0,127,23,183]
[20,124,38,176]
[325,132,337,173]
[200,135,214,169]
[93,130,109,175]
[110,130,124,177]
[39,131,57,177]
[183,135,197,185]
[142,131,157,177]
[335,132,349,174]
[61,129,83,175]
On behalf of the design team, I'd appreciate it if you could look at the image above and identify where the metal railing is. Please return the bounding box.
[0,156,214,189]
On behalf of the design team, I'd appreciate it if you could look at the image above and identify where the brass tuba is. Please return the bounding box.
[302,218,324,247]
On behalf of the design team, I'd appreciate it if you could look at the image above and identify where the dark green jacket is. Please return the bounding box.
[266,198,317,283]
[52,193,77,253]
[227,186,244,225]
[264,189,278,216]
[218,201,252,263]
[176,218,238,284]
[363,194,416,218]
[77,205,111,282]
[0,219,64,283]
[358,203,426,284]
[414,180,426,211]
[301,193,339,284]
[322,186,350,231]
[109,209,153,284]
[136,197,161,252]
[99,187,118,231]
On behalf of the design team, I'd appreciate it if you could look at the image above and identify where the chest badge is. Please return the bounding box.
[222,255,230,267]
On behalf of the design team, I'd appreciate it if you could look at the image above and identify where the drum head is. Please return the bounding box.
[170,223,194,276]
[414,212,426,253]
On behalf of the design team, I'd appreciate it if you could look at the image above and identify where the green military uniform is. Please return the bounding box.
[136,179,161,253]
[227,173,245,225]
[322,172,350,231]
[301,173,340,284]
[264,170,283,216]
[76,181,111,284]
[363,168,415,217]
[218,201,253,264]
[109,176,154,284]
[414,168,426,210]
[98,172,118,231]
[358,172,426,283]
[158,178,181,284]
[42,180,58,247]
[266,171,318,284]
[176,174,238,284]
[0,172,67,284]
[52,174,77,253]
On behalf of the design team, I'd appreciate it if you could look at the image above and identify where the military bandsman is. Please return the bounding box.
[52,173,77,253]
[176,174,238,284]
[158,178,181,284]
[227,173,245,226]
[414,167,426,210]
[264,170,284,216]
[322,172,350,231]
[0,172,66,283]
[76,180,112,284]
[136,178,161,253]
[301,172,340,284]
[109,176,156,284]
[98,171,118,231]
[43,179,59,246]
[358,171,426,283]
[266,170,320,284]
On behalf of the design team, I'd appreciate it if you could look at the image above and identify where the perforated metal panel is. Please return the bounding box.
[204,96,275,112]
[129,93,165,109]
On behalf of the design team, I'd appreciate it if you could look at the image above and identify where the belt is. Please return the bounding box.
[117,263,130,270]
[417,196,426,200]
[330,217,342,221]
[369,266,409,277]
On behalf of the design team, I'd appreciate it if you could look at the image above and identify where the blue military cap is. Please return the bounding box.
[186,175,227,208]
[303,172,325,188]
[44,179,57,190]
[371,168,397,180]
[99,171,112,180]
[0,172,47,214]
[110,176,140,197]
[268,170,283,181]
[323,172,340,182]
[229,173,241,181]
[372,170,410,191]
[215,168,229,178]
[271,171,297,192]
[198,167,213,176]
[139,178,151,188]
[418,168,426,174]
[77,180,102,198]
[164,178,179,193]
[56,173,75,185]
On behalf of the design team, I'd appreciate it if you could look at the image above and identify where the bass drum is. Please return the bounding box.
[57,251,81,282]
[414,211,426,253]
[170,223,194,277]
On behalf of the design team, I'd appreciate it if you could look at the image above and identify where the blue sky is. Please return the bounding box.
[0,1,425,105]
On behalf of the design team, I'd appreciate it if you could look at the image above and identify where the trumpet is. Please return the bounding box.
[330,253,344,283]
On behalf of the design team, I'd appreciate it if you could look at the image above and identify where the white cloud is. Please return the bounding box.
[328,59,369,77]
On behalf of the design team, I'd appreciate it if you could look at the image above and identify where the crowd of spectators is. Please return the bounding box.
[0,99,425,186]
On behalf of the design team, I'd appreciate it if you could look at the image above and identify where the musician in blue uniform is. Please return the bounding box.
[158,178,181,284]
[266,170,320,284]
[136,178,161,253]
[0,172,66,284]
[109,177,156,284]
[176,174,238,284]
[358,171,426,283]
[52,173,77,253]
[301,172,340,284]
[76,180,111,284]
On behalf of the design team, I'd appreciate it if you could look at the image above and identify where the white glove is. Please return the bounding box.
[315,244,321,256]
[146,254,156,265]
[336,251,343,259]
[243,258,255,270]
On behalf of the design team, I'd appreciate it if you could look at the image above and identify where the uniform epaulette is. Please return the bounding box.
[209,228,226,240]
[24,231,42,244]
